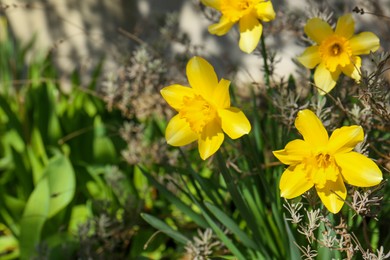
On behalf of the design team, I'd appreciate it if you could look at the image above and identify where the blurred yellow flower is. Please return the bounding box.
[273,109,382,214]
[201,0,275,53]
[297,14,380,94]
[161,56,251,160]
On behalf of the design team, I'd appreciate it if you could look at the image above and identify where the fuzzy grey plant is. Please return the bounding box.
[184,228,225,260]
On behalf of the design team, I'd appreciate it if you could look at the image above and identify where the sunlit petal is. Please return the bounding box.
[335,152,383,187]
[208,16,235,36]
[187,56,218,98]
[314,62,340,95]
[219,107,251,139]
[349,32,380,55]
[304,18,333,44]
[340,56,361,81]
[297,46,321,69]
[316,175,346,214]
[327,126,364,154]
[200,0,221,10]
[280,164,313,199]
[160,84,194,110]
[198,121,224,160]
[310,162,339,189]
[165,114,198,146]
[273,139,312,165]
[255,1,275,22]
[335,14,355,39]
[239,15,262,53]
[295,109,328,147]
[212,78,230,108]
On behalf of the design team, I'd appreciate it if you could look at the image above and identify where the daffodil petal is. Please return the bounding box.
[198,121,224,160]
[314,62,340,95]
[200,0,221,10]
[208,16,235,36]
[165,114,198,146]
[295,109,328,147]
[273,139,312,165]
[335,152,383,187]
[297,46,321,69]
[341,56,361,81]
[327,126,364,154]
[280,164,313,199]
[304,18,333,44]
[187,56,218,98]
[349,32,380,55]
[255,1,275,22]
[219,107,251,139]
[212,78,230,108]
[160,84,194,110]
[335,14,355,39]
[316,175,346,214]
[239,14,262,53]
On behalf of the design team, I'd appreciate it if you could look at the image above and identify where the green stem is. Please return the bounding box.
[260,34,270,87]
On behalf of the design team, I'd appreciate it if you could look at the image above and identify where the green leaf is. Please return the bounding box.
[46,154,76,218]
[93,137,116,163]
[0,223,19,260]
[201,207,247,260]
[19,154,75,258]
[284,217,301,260]
[141,213,189,245]
[139,166,208,228]
[68,204,91,233]
[204,201,258,250]
[19,178,50,259]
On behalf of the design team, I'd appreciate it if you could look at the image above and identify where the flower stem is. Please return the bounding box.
[260,34,270,87]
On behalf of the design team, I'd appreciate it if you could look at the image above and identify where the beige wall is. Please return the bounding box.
[1,0,388,86]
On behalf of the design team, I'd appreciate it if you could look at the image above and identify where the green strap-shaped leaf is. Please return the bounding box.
[141,213,189,245]
[204,201,258,250]
[139,166,208,228]
[201,206,247,260]
[283,216,301,260]
[46,154,76,218]
[19,177,50,259]
[19,154,75,259]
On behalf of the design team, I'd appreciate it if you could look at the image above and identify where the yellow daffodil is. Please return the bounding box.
[273,109,382,213]
[201,0,275,53]
[161,56,251,160]
[297,14,380,94]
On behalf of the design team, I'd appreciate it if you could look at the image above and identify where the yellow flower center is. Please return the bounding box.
[305,152,339,189]
[179,95,217,134]
[318,34,353,72]
[220,0,258,22]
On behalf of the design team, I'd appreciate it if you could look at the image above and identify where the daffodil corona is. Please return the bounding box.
[161,56,251,160]
[297,14,380,94]
[273,109,382,214]
[201,0,275,53]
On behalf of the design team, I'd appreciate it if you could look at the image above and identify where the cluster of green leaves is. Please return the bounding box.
[0,22,170,259]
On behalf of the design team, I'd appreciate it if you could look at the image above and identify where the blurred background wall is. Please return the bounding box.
[0,0,388,86]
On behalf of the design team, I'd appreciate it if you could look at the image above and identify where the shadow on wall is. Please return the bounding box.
[1,0,389,85]
[0,0,187,83]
